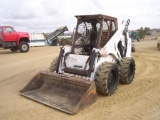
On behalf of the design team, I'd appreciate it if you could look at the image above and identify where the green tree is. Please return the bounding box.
[138,27,145,39]
[144,27,151,35]
[137,27,151,39]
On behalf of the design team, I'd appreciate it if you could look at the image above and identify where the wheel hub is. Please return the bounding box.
[22,44,28,51]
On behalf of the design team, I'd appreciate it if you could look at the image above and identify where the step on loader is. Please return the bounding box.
[20,14,136,114]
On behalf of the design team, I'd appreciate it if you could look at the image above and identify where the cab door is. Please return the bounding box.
[3,27,18,41]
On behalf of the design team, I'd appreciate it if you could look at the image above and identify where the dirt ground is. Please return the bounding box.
[0,39,160,120]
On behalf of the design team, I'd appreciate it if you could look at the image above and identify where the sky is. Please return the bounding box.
[0,0,160,33]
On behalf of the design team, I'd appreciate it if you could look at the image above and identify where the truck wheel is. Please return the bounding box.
[157,43,160,51]
[19,42,29,53]
[132,46,136,52]
[119,57,135,84]
[49,57,58,72]
[10,47,18,52]
[95,62,119,95]
[137,38,141,42]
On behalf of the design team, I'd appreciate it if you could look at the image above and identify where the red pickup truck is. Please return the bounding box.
[0,26,30,52]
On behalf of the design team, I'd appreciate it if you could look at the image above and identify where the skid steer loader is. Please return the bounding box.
[20,14,135,114]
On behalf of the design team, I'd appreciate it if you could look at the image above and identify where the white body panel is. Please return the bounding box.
[29,42,46,47]
[100,21,132,60]
[29,33,46,41]
[65,54,89,69]
[29,33,46,47]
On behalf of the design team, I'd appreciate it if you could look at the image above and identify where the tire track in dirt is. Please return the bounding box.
[126,86,160,120]
[103,52,160,106]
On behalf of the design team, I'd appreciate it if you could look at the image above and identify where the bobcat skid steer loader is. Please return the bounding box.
[20,14,135,114]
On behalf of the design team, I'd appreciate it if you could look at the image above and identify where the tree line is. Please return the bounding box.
[137,27,151,39]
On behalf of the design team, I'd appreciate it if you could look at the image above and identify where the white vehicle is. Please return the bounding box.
[29,40,46,47]
[29,33,46,47]
[20,14,136,114]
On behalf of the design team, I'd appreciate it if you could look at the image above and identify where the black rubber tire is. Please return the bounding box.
[119,57,135,84]
[95,62,119,96]
[157,43,160,51]
[19,42,29,53]
[10,47,18,52]
[49,58,58,72]
[132,46,136,52]
[137,38,141,42]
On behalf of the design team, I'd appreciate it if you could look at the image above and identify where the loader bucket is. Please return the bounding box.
[20,71,97,114]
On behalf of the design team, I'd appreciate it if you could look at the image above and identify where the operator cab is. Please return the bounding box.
[72,14,118,55]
